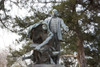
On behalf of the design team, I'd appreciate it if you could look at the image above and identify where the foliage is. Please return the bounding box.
[0,0,100,67]
[53,0,100,66]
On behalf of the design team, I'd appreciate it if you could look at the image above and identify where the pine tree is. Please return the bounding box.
[53,0,100,67]
[1,0,100,67]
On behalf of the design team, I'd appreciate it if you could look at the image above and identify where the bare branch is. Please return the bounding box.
[0,18,13,31]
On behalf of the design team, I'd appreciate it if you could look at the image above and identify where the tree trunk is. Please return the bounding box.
[76,34,87,67]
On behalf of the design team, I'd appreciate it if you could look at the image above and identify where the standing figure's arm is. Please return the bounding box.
[61,19,69,32]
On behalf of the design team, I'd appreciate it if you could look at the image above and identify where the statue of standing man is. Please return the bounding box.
[25,9,69,64]
[44,9,69,64]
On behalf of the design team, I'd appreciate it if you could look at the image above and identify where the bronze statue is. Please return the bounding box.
[23,22,56,64]
[23,9,69,64]
[43,9,69,64]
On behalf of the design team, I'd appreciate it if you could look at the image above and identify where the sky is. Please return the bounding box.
[0,28,20,50]
[0,0,97,51]
[0,0,27,51]
[0,1,82,51]
[0,0,52,51]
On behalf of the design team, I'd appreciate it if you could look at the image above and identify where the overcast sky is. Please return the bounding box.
[0,0,97,51]
[0,0,82,51]
[0,0,28,51]
[0,28,19,50]
[0,0,52,51]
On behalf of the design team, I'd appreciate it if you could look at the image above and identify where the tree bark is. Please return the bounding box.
[76,32,87,67]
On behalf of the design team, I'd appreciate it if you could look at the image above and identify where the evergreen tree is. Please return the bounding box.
[53,0,100,67]
[1,0,100,67]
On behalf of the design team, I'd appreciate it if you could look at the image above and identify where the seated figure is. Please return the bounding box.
[23,21,59,64]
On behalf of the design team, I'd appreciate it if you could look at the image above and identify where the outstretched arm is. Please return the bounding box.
[61,19,69,32]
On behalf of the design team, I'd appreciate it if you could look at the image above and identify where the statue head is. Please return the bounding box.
[42,21,48,30]
[42,24,47,30]
[52,9,58,17]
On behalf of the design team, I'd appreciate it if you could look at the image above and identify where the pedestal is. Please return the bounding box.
[31,64,65,67]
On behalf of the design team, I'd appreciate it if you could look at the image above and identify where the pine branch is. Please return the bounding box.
[0,18,13,31]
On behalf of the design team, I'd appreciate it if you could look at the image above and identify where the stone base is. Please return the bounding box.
[31,64,65,67]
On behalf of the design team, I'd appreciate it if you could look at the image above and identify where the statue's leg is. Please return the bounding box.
[53,33,60,64]
[53,33,60,51]
[56,53,60,64]
[33,50,42,64]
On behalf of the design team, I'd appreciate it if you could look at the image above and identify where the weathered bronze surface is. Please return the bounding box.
[23,9,69,64]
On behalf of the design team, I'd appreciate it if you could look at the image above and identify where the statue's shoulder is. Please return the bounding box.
[44,17,52,24]
[57,17,63,21]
